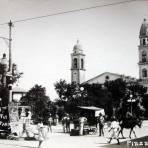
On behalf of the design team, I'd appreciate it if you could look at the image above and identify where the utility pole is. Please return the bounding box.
[0,21,14,105]
[8,20,14,103]
[8,20,13,73]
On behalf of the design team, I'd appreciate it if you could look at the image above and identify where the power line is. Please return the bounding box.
[0,0,142,26]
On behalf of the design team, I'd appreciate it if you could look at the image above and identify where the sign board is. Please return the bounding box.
[8,104,23,136]
[8,104,31,123]
[0,106,11,133]
[8,104,19,122]
[8,105,31,136]
[18,106,31,123]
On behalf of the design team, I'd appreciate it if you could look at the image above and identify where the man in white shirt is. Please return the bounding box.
[79,116,87,135]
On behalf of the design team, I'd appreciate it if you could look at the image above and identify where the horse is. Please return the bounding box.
[118,118,142,139]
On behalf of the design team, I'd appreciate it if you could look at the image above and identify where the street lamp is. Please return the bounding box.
[127,94,136,115]
[80,87,84,91]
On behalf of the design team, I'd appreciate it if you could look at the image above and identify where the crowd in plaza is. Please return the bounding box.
[31,113,121,148]
[0,105,144,148]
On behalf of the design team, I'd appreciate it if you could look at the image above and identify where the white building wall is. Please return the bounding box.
[86,73,121,84]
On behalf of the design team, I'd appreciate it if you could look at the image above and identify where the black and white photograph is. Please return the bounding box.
[0,0,148,148]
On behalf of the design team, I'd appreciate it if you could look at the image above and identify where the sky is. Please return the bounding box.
[0,0,148,100]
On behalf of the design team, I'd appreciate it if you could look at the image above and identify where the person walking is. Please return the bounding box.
[48,114,52,133]
[54,114,59,125]
[79,116,87,136]
[61,115,67,133]
[66,114,70,133]
[108,117,120,145]
[97,113,104,136]
[37,120,47,148]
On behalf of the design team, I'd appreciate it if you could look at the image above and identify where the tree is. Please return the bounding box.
[20,84,50,123]
[0,54,23,106]
[126,82,146,119]
[0,86,9,106]
[54,79,80,102]
[104,78,126,107]
[54,80,112,117]
[104,78,147,119]
[127,82,147,97]
[82,83,112,117]
[54,78,147,119]
[142,94,148,117]
[108,80,147,120]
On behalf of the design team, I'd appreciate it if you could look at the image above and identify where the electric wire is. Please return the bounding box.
[0,0,139,26]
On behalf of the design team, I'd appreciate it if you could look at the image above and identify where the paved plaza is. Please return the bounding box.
[0,121,148,148]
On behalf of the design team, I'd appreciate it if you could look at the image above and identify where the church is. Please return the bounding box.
[71,19,148,90]
[138,19,148,89]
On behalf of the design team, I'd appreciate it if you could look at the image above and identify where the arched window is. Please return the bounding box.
[73,58,77,68]
[142,69,147,77]
[143,39,146,45]
[81,59,84,69]
[142,51,147,62]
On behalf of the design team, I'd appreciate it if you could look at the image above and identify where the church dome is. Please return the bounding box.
[73,40,82,51]
[140,19,148,37]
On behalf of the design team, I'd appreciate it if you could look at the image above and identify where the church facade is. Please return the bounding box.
[70,41,135,85]
[70,19,148,90]
[84,72,136,84]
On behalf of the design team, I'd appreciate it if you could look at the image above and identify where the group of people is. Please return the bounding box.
[41,111,141,146]
[96,113,120,145]
[61,114,88,136]
[61,114,71,133]
[37,113,121,148]
[27,112,122,148]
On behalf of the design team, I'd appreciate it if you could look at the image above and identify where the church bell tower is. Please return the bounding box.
[138,19,148,88]
[71,40,85,84]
